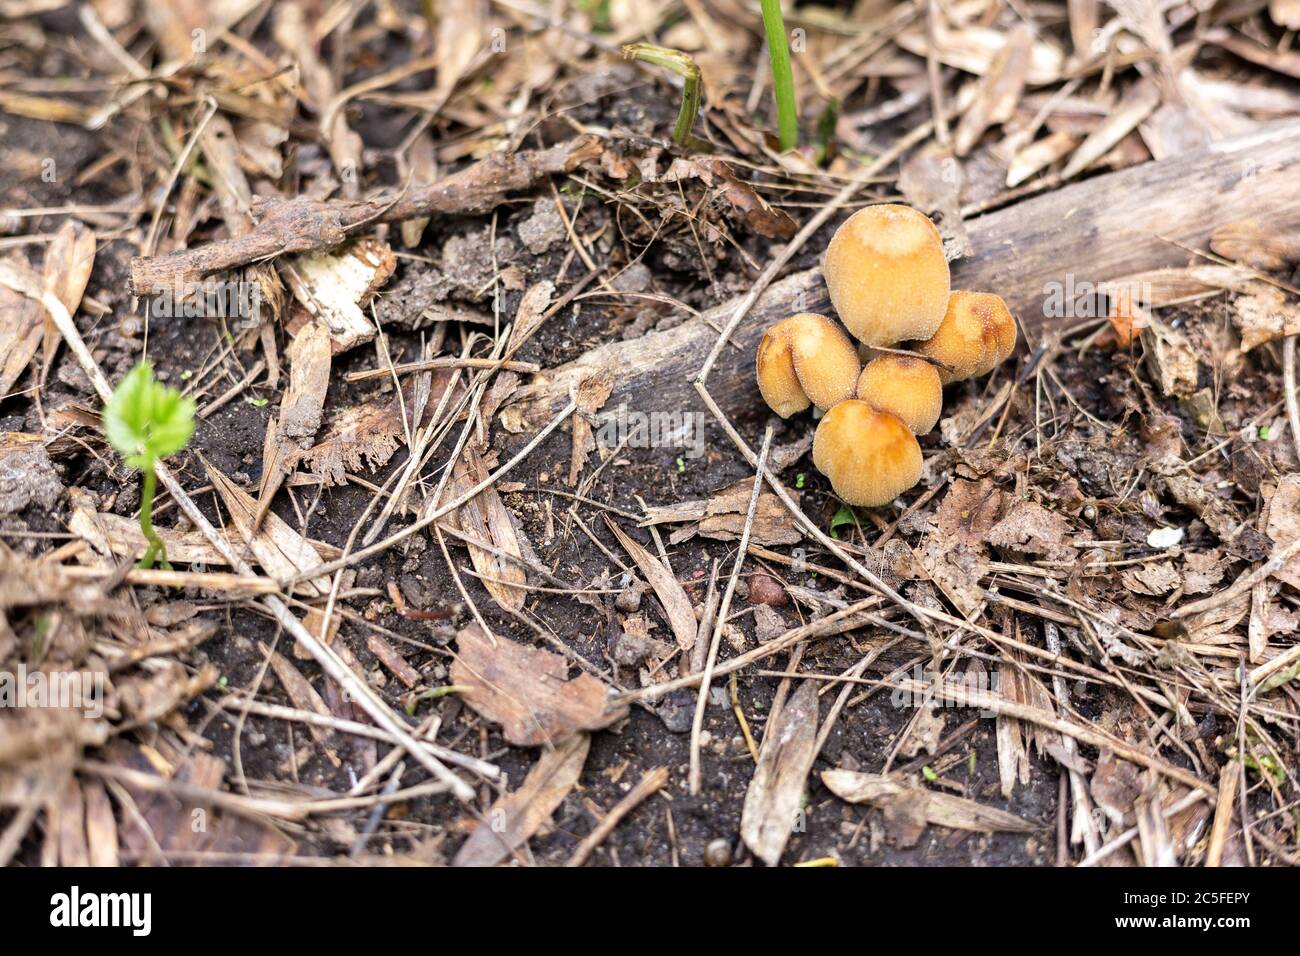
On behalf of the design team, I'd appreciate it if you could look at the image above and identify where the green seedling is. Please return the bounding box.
[760,0,798,151]
[103,362,196,570]
[623,43,702,148]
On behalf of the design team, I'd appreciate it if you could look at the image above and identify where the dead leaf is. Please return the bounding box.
[40,221,96,383]
[204,459,330,596]
[451,623,627,747]
[112,741,296,864]
[1266,474,1300,589]
[452,732,589,867]
[821,769,1038,846]
[444,447,528,612]
[506,280,554,355]
[707,159,797,240]
[987,502,1074,560]
[606,519,697,650]
[1062,81,1161,180]
[0,256,45,399]
[953,24,1034,157]
[741,680,819,866]
[1122,561,1182,596]
[932,478,1005,549]
[1231,283,1300,353]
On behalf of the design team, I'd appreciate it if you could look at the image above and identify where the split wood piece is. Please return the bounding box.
[129,136,602,294]
[520,120,1300,422]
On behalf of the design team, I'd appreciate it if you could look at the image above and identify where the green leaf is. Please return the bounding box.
[829,504,857,539]
[103,361,196,470]
[921,766,938,782]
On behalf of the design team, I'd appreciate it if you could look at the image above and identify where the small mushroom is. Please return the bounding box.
[812,400,922,507]
[855,353,943,434]
[755,313,860,417]
[822,204,951,347]
[915,290,1018,383]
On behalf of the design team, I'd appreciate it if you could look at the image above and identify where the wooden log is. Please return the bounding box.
[520,120,1300,424]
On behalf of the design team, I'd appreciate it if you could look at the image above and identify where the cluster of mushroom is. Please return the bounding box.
[756,204,1017,508]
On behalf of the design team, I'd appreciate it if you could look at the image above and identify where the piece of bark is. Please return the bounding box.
[517,120,1300,427]
[450,623,627,747]
[256,319,331,526]
[641,477,802,547]
[740,680,820,866]
[130,137,602,294]
[281,237,396,352]
[452,732,589,867]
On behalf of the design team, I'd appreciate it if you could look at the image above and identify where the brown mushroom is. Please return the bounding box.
[822,204,950,347]
[915,291,1018,383]
[755,313,861,417]
[855,354,943,434]
[812,400,923,507]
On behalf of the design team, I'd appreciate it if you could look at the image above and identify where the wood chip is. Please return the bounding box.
[282,237,396,352]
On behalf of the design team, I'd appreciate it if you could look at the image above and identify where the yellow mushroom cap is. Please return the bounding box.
[915,291,1018,384]
[812,400,923,508]
[755,313,861,417]
[822,204,951,347]
[856,354,943,435]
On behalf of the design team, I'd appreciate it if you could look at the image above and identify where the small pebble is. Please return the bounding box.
[747,573,789,607]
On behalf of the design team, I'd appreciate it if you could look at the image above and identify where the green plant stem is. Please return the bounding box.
[137,465,170,570]
[760,0,798,151]
[623,43,702,148]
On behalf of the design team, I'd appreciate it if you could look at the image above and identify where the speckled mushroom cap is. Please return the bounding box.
[755,313,861,418]
[856,354,943,435]
[916,291,1018,383]
[812,400,923,507]
[822,204,950,348]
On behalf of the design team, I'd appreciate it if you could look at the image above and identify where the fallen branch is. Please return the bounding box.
[521,120,1300,421]
[129,136,602,295]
